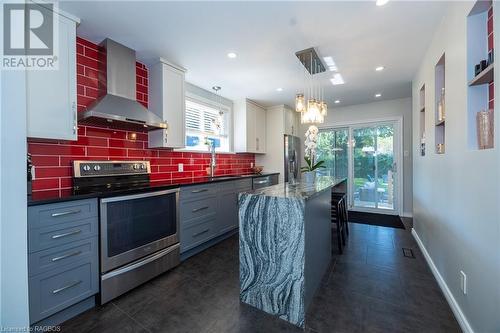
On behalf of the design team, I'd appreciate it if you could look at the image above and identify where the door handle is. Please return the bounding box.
[51,209,81,217]
[191,189,208,194]
[52,280,82,294]
[51,250,82,262]
[51,229,82,239]
[254,180,269,185]
[192,206,209,213]
[192,229,210,237]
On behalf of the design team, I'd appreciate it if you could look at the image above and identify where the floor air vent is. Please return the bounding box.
[402,248,415,259]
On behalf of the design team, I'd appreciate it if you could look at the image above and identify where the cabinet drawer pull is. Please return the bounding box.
[51,209,81,217]
[191,189,208,193]
[192,229,210,238]
[254,180,269,184]
[192,206,209,213]
[51,229,82,239]
[51,250,82,262]
[52,280,82,294]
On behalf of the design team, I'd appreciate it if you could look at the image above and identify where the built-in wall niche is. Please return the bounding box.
[419,84,426,156]
[435,54,446,154]
[467,0,495,150]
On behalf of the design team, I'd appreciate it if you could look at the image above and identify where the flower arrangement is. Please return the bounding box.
[301,125,325,180]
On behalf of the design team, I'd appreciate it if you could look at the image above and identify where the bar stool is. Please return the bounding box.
[331,195,346,254]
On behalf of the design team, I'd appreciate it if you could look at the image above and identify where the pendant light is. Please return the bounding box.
[295,48,327,124]
[212,86,223,135]
[295,93,305,112]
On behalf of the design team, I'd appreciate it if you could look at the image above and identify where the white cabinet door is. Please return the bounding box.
[27,8,77,140]
[234,99,267,153]
[148,60,186,148]
[254,104,266,153]
[246,102,257,152]
[284,107,298,136]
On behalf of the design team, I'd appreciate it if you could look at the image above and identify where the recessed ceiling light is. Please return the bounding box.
[330,73,345,85]
[276,88,283,92]
[334,100,340,104]
[227,52,237,59]
[323,56,338,72]
[376,0,390,6]
[375,93,382,98]
[375,66,385,71]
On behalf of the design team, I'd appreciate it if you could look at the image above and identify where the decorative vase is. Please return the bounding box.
[303,171,316,184]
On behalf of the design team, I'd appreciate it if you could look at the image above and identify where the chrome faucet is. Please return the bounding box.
[209,141,216,177]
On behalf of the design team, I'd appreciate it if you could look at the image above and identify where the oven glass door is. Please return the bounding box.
[101,189,178,272]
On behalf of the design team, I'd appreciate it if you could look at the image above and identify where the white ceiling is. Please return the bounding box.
[61,1,448,107]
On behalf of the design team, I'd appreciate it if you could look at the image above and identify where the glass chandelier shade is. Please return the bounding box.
[295,94,305,113]
[320,101,327,117]
[301,99,324,124]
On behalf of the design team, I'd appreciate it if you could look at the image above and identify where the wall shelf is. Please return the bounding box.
[469,63,494,86]
[434,53,446,154]
[466,0,494,150]
[419,85,426,156]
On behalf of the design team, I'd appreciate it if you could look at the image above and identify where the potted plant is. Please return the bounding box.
[301,156,325,183]
[301,125,325,183]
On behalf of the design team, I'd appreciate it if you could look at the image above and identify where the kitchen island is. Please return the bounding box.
[238,177,346,327]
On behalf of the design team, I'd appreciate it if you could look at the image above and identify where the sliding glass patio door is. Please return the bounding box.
[317,121,400,215]
[352,123,397,212]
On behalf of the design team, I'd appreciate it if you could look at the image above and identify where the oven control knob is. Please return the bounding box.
[140,164,146,170]
[93,165,101,171]
[82,165,91,171]
[133,164,140,170]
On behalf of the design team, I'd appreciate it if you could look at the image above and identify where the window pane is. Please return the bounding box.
[185,98,229,152]
[186,108,200,130]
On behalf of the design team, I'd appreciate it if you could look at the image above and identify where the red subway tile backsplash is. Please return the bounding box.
[27,37,255,194]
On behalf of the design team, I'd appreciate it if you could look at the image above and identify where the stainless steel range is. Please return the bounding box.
[73,160,180,304]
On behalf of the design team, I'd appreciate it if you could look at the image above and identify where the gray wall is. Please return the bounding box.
[300,97,413,216]
[1,70,30,327]
[412,2,500,332]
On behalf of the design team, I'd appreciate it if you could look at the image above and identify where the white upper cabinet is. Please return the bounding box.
[234,99,266,154]
[284,106,299,136]
[27,5,79,140]
[148,59,186,148]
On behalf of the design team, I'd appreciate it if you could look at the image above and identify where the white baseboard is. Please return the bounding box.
[401,211,413,218]
[411,229,473,333]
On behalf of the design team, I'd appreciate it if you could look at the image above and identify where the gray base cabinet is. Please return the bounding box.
[28,199,99,325]
[180,179,253,256]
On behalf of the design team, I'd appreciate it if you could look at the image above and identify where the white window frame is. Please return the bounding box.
[177,92,234,153]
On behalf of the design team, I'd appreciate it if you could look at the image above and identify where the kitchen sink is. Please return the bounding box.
[209,175,242,181]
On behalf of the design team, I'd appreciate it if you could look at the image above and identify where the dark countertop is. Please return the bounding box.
[28,172,279,206]
[244,177,346,201]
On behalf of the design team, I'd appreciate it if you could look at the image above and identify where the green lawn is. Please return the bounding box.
[354,177,389,191]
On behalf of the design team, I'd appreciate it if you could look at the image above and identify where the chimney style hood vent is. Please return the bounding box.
[78,39,167,131]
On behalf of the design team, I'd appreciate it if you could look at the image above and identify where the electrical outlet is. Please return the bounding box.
[250,162,254,168]
[460,271,467,295]
[178,163,184,172]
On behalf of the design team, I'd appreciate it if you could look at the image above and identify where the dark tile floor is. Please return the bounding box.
[61,219,461,333]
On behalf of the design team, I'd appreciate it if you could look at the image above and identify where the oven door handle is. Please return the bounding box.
[101,243,180,281]
[100,188,180,203]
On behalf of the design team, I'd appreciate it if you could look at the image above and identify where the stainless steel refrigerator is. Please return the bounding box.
[284,135,301,183]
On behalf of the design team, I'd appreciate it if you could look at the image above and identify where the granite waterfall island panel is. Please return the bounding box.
[238,177,346,327]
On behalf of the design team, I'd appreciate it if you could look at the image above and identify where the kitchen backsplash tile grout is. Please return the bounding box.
[28,36,255,195]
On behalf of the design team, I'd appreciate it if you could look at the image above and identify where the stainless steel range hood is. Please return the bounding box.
[78,39,167,131]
